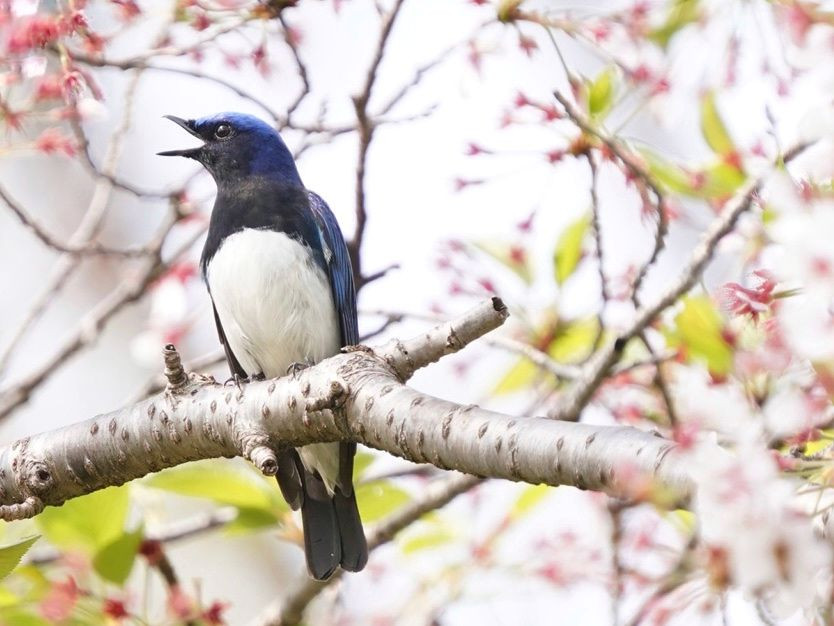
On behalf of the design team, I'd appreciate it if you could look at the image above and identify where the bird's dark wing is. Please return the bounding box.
[307,191,359,347]
[307,191,361,503]
[211,298,303,511]
[211,302,246,379]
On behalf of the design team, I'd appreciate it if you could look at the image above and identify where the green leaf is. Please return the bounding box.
[92,528,142,585]
[0,608,49,626]
[496,0,523,22]
[355,481,410,523]
[640,150,698,196]
[352,452,375,481]
[223,508,280,535]
[472,240,532,284]
[144,459,285,514]
[700,161,746,197]
[36,486,129,552]
[492,356,539,395]
[667,296,733,375]
[0,587,19,608]
[648,0,701,49]
[666,509,696,534]
[510,484,551,519]
[547,317,600,363]
[589,67,616,118]
[554,213,590,285]
[400,526,457,554]
[700,91,735,157]
[0,536,38,581]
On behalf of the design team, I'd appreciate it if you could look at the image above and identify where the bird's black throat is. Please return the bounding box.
[200,177,327,278]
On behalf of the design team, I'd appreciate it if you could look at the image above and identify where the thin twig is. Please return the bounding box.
[376,41,459,117]
[0,216,206,420]
[624,537,696,626]
[554,91,667,306]
[0,72,145,377]
[552,141,811,421]
[278,14,310,121]
[348,0,407,278]
[638,332,679,428]
[0,183,166,257]
[585,152,609,353]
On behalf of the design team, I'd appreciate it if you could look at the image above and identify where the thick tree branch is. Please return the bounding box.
[0,298,693,522]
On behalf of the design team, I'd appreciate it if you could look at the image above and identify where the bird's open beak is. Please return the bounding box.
[157,115,204,158]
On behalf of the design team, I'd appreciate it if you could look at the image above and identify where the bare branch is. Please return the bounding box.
[554,91,667,304]
[0,299,694,524]
[278,13,311,121]
[357,262,399,290]
[376,41,458,117]
[0,183,166,257]
[348,0,407,279]
[0,72,144,376]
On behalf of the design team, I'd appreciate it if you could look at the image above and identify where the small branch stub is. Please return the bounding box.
[249,445,279,476]
[163,344,188,392]
[0,496,44,522]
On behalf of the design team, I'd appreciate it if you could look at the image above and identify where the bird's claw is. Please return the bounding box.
[342,344,373,354]
[287,361,312,379]
[223,373,265,389]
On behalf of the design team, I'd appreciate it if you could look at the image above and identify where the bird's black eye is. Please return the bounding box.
[214,123,233,139]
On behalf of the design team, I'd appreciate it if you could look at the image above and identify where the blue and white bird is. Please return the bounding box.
[159,112,368,580]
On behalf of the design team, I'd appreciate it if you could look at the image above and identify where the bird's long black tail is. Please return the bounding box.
[284,454,367,581]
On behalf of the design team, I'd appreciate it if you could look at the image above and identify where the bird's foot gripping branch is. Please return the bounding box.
[0,297,692,521]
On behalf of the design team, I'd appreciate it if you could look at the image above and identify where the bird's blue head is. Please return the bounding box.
[158,112,302,186]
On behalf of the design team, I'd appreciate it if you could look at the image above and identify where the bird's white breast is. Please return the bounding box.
[206,228,341,379]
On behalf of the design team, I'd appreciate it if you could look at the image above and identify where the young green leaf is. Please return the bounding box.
[510,484,551,519]
[700,91,735,157]
[223,508,280,535]
[0,536,39,581]
[0,608,49,626]
[589,67,616,118]
[473,240,532,284]
[666,509,696,535]
[0,587,18,609]
[400,526,457,554]
[144,459,286,515]
[648,0,701,49]
[547,317,600,363]
[492,356,540,395]
[554,213,590,285]
[700,161,746,197]
[36,486,129,552]
[355,481,411,523]
[352,451,376,481]
[667,296,733,376]
[92,528,143,585]
[640,149,697,195]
